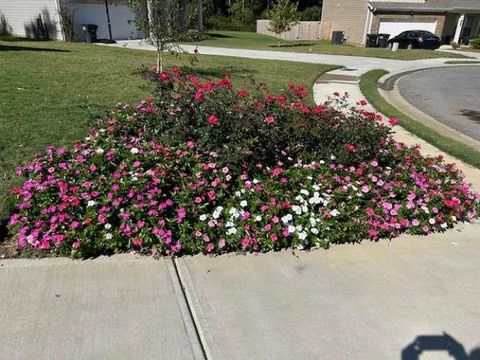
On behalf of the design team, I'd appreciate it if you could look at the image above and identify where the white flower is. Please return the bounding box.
[429,218,436,225]
[319,160,325,165]
[451,216,457,222]
[295,195,305,203]
[300,189,309,196]
[292,205,302,215]
[301,205,308,213]
[240,200,248,208]
[199,214,208,221]
[255,215,262,222]
[235,191,241,197]
[104,223,112,230]
[281,214,293,224]
[313,184,320,191]
[130,147,139,154]
[311,228,319,235]
[422,206,430,214]
[330,155,336,160]
[95,148,104,155]
[296,225,303,232]
[253,179,259,184]
[227,227,237,235]
[440,223,448,229]
[330,209,339,217]
[309,218,316,226]
[105,233,113,240]
[298,231,307,240]
[131,176,138,182]
[288,225,296,234]
[225,221,235,228]
[87,200,97,207]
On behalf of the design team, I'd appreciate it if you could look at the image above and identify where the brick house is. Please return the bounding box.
[320,0,480,45]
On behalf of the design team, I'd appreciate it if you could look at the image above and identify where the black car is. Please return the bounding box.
[387,30,441,50]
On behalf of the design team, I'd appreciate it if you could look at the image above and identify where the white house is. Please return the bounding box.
[0,0,140,41]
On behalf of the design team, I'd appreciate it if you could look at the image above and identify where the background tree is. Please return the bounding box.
[129,0,188,73]
[267,0,299,47]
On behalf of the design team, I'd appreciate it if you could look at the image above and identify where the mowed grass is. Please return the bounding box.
[184,30,467,60]
[0,36,337,231]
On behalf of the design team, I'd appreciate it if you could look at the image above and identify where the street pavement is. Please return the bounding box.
[398,66,480,142]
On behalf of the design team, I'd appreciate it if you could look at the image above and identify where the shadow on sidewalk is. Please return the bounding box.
[402,333,480,359]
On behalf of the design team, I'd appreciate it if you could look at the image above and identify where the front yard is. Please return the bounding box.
[184,31,467,60]
[0,36,337,233]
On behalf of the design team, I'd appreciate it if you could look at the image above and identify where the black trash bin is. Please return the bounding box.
[331,31,344,45]
[366,34,378,47]
[377,33,390,48]
[82,24,98,43]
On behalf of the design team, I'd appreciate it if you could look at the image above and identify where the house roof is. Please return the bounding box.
[369,0,480,13]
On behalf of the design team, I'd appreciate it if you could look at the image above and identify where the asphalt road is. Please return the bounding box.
[398,66,480,141]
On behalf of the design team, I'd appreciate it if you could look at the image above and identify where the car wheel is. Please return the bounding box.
[407,43,413,50]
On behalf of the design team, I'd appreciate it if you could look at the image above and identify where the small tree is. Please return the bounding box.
[267,0,299,47]
[129,0,187,73]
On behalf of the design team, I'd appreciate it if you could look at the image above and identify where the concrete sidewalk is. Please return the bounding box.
[0,255,203,360]
[176,222,480,360]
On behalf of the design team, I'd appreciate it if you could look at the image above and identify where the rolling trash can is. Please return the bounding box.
[82,24,98,43]
[366,34,378,47]
[377,33,390,48]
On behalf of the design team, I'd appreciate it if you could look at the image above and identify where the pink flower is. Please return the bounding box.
[388,117,399,126]
[177,207,186,223]
[265,115,275,124]
[132,237,143,247]
[208,114,219,125]
[194,91,203,101]
[238,89,249,97]
[412,219,420,227]
[241,237,251,249]
[218,238,226,249]
[206,243,215,252]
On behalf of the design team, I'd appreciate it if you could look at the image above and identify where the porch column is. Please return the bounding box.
[453,13,465,44]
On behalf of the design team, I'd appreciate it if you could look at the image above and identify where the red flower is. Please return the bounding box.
[388,117,399,126]
[345,144,356,153]
[158,72,170,81]
[194,91,203,102]
[265,115,275,124]
[238,89,249,97]
[132,237,142,247]
[208,114,219,125]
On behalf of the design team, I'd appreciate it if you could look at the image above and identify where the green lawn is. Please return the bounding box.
[183,30,467,60]
[359,70,480,169]
[0,36,337,231]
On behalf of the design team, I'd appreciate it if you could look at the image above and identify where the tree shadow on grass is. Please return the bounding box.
[0,44,70,52]
[206,32,233,39]
[188,67,257,79]
[267,42,315,48]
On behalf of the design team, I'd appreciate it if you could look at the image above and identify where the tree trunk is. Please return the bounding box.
[198,0,204,33]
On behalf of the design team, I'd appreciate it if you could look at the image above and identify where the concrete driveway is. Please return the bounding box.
[398,66,480,142]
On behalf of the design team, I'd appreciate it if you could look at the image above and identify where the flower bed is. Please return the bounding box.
[8,70,480,257]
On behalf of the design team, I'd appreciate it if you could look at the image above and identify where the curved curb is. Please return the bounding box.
[377,65,480,154]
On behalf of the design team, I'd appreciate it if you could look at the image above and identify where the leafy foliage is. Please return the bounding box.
[267,0,299,44]
[7,70,480,258]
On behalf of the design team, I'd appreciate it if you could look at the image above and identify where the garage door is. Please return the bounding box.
[378,20,437,38]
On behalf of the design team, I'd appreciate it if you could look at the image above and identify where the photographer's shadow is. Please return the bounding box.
[402,333,480,360]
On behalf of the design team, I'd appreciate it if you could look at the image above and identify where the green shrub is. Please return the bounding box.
[469,37,480,49]
[300,6,322,21]
[205,15,256,32]
[142,70,393,171]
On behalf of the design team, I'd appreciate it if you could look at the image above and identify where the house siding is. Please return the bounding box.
[0,0,63,39]
[320,0,370,44]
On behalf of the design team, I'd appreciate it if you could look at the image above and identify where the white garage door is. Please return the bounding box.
[378,20,437,38]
